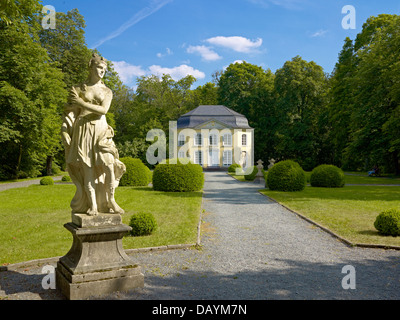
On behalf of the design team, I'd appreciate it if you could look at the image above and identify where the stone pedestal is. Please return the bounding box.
[56,213,144,300]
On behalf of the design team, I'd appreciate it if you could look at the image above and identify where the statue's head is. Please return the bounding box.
[89,53,108,80]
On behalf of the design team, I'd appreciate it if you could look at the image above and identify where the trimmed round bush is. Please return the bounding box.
[228,163,242,173]
[310,164,345,188]
[152,160,204,192]
[267,160,306,192]
[129,212,157,236]
[40,176,54,185]
[244,166,258,181]
[119,157,152,187]
[61,175,72,182]
[374,209,400,236]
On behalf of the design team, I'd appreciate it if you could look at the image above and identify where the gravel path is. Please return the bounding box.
[1,171,400,300]
[0,176,61,192]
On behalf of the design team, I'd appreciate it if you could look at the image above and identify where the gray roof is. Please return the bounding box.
[177,105,252,129]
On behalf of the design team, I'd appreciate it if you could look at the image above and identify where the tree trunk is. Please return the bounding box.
[46,155,53,176]
[393,153,400,176]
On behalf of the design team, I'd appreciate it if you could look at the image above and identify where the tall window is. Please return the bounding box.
[242,134,247,146]
[194,133,203,146]
[178,151,187,159]
[195,151,203,165]
[209,134,218,146]
[178,134,185,146]
[222,133,232,146]
[223,150,232,167]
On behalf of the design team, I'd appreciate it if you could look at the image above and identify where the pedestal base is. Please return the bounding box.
[56,214,144,300]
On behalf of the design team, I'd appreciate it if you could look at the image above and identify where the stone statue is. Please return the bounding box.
[61,53,126,216]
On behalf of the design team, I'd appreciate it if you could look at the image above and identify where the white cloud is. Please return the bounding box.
[149,65,206,81]
[112,61,146,84]
[205,36,263,53]
[112,61,205,84]
[223,60,244,71]
[186,45,222,61]
[311,29,328,38]
[157,47,173,58]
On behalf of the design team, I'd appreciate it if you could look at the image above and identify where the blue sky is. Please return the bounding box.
[46,0,400,89]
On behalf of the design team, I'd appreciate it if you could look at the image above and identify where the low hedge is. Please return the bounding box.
[374,209,400,236]
[119,157,152,187]
[129,212,158,236]
[244,166,258,181]
[152,160,204,192]
[310,164,345,188]
[228,163,242,173]
[266,160,306,192]
[40,176,54,185]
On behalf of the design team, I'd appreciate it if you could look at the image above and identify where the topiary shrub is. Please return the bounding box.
[244,166,258,181]
[228,163,242,173]
[267,160,306,192]
[119,157,152,187]
[310,164,345,188]
[129,212,158,236]
[40,176,54,185]
[61,175,72,182]
[152,160,204,192]
[374,209,400,236]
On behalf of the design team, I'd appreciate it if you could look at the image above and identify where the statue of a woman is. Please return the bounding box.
[62,53,125,216]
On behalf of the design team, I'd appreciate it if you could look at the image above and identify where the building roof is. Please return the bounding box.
[177,105,252,129]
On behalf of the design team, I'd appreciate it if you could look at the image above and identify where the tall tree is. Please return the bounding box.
[38,8,92,91]
[274,56,328,170]
[0,8,67,179]
[217,61,276,163]
[344,14,400,173]
[327,37,356,167]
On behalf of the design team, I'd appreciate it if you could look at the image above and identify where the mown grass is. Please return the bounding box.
[260,186,400,247]
[0,184,202,265]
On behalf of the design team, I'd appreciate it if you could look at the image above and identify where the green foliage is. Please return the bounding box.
[274,56,329,171]
[129,212,158,237]
[119,157,152,187]
[228,163,241,173]
[263,169,269,188]
[152,161,204,192]
[218,61,276,163]
[0,22,67,180]
[244,166,258,181]
[61,175,71,182]
[374,209,400,236]
[267,160,306,191]
[40,176,54,185]
[310,165,345,188]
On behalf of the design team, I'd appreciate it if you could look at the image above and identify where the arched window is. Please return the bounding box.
[223,133,232,146]
[194,133,203,146]
[209,134,218,146]
[178,134,185,146]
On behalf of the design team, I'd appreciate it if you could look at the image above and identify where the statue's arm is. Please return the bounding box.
[70,87,113,116]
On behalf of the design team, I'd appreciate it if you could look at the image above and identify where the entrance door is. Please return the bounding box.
[208,149,220,167]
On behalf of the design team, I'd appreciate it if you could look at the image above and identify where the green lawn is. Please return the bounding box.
[261,186,400,247]
[0,184,202,265]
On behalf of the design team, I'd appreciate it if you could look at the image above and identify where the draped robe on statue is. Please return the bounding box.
[62,85,125,214]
